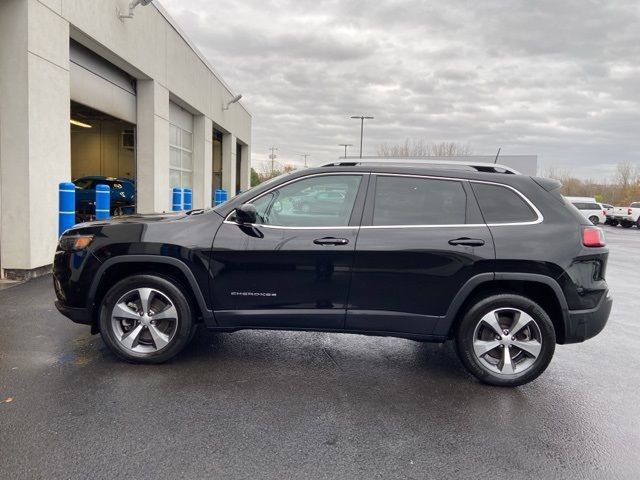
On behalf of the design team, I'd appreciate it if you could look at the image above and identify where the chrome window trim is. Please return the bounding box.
[361,224,486,229]
[223,171,543,230]
[223,172,365,229]
[222,221,359,230]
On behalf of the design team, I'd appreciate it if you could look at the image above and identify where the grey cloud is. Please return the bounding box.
[160,0,640,178]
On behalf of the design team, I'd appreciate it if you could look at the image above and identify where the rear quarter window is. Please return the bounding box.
[472,183,538,224]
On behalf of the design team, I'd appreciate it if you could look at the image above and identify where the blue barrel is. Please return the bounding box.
[95,184,110,220]
[172,187,182,211]
[214,189,222,206]
[183,188,192,211]
[219,189,228,204]
[58,182,76,237]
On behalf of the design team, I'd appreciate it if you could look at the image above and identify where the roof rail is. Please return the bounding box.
[321,157,522,174]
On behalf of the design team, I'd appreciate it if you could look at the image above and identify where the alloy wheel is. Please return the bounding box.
[110,287,179,354]
[472,308,543,376]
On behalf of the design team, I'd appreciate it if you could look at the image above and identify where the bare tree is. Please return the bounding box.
[256,161,297,182]
[544,161,640,205]
[429,141,472,156]
[614,160,638,189]
[376,139,471,157]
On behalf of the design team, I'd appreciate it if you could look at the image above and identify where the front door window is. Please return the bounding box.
[244,175,362,227]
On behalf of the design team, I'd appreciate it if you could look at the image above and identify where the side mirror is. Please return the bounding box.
[235,204,257,224]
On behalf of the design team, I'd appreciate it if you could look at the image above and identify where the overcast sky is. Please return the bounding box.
[160,0,639,179]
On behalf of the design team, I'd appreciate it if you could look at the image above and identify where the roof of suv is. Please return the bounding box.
[307,163,526,183]
[322,157,521,174]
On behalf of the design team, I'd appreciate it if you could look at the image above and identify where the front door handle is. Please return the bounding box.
[448,237,485,247]
[314,237,349,246]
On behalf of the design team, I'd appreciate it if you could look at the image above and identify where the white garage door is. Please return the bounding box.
[169,102,194,190]
[69,41,136,124]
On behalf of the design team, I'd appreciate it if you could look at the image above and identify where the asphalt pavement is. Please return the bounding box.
[1,225,639,479]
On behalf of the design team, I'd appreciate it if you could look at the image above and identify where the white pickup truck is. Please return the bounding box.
[611,202,640,228]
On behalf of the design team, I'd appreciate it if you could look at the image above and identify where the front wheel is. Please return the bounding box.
[455,294,556,387]
[99,274,195,363]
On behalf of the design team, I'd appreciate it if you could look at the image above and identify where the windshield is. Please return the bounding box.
[74,179,95,189]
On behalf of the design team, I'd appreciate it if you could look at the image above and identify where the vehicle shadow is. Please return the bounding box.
[175,327,475,386]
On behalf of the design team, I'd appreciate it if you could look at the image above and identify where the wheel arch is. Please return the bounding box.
[88,256,214,333]
[439,273,570,344]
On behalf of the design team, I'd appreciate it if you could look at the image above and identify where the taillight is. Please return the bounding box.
[582,227,606,248]
[602,210,606,216]
[628,208,633,215]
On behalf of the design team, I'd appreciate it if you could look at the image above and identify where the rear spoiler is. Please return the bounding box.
[531,176,562,192]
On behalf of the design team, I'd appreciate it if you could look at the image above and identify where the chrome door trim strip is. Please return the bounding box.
[223,171,543,229]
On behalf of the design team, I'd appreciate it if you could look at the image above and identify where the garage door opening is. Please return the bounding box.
[70,101,136,220]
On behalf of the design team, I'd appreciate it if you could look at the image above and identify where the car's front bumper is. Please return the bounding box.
[563,291,612,343]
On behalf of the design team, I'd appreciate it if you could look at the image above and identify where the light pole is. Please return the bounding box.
[269,146,278,176]
[300,154,310,167]
[350,116,374,158]
[338,144,353,158]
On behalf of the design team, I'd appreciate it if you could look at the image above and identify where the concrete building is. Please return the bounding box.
[0,0,252,280]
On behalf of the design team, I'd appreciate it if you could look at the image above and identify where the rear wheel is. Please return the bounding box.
[455,294,556,387]
[99,274,195,363]
[588,215,599,225]
[610,219,619,226]
[621,220,633,228]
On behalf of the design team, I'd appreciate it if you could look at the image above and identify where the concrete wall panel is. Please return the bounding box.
[28,0,69,71]
[27,53,71,268]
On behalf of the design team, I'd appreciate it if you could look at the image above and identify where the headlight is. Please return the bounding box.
[58,234,94,251]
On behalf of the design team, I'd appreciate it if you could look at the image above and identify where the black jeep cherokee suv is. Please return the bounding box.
[53,161,612,386]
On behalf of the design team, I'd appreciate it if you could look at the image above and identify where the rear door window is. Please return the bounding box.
[372,176,467,226]
[472,183,538,224]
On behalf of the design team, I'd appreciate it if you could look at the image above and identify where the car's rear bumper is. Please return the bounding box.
[563,291,612,343]
[55,300,92,325]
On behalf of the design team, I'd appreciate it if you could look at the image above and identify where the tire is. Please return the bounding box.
[588,216,599,225]
[455,294,556,387]
[99,274,195,363]
[636,218,640,229]
[621,221,633,228]
[610,219,619,227]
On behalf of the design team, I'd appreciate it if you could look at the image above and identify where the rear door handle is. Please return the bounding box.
[448,237,485,247]
[314,237,349,246]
